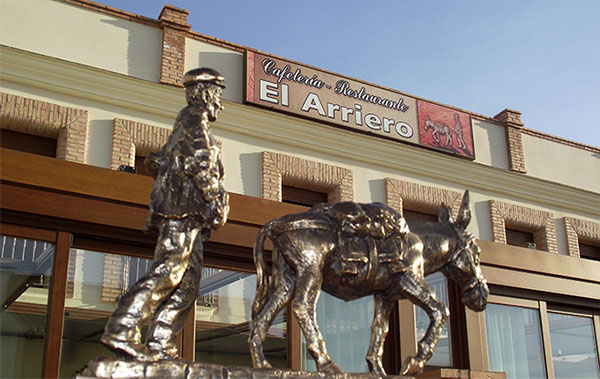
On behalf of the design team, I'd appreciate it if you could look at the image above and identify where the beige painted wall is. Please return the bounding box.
[522,133,600,193]
[185,38,244,103]
[0,0,161,82]
[472,119,509,169]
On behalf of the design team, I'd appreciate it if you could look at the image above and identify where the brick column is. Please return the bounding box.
[158,5,190,87]
[494,108,526,173]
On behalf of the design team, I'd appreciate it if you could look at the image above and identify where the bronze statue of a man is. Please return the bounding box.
[101,68,229,361]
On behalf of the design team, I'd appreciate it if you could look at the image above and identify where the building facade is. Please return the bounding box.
[0,1,599,378]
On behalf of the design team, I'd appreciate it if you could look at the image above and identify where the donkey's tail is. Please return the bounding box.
[252,219,276,319]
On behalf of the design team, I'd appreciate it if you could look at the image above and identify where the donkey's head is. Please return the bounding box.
[440,190,488,312]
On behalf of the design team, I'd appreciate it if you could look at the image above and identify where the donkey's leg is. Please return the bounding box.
[249,259,295,368]
[398,273,449,376]
[292,270,342,375]
[365,294,394,376]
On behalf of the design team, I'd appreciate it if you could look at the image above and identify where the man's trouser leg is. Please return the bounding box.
[145,233,204,358]
[101,219,199,359]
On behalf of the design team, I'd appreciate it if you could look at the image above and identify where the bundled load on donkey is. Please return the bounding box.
[249,190,488,376]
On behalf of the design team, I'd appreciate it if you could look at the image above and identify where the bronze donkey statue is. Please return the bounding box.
[248,190,488,376]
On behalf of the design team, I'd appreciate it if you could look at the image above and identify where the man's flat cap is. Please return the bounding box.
[183,68,226,88]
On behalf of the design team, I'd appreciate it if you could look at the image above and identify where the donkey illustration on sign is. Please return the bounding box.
[248,190,488,376]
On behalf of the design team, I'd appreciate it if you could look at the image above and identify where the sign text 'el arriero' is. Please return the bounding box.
[245,52,475,159]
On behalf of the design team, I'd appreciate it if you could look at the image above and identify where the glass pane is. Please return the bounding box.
[0,235,55,378]
[485,303,546,379]
[59,249,125,377]
[416,271,452,366]
[194,270,286,367]
[548,312,600,379]
[302,292,374,373]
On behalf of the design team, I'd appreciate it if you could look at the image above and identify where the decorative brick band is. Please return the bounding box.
[384,178,462,218]
[158,5,190,87]
[489,200,557,253]
[111,119,171,170]
[494,108,526,174]
[563,217,600,258]
[261,151,353,203]
[0,92,88,163]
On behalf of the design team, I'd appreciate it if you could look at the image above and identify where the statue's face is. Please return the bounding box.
[207,87,224,122]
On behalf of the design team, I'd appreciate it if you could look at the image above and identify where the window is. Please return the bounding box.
[403,209,437,223]
[563,217,600,259]
[485,296,600,379]
[578,242,600,261]
[195,270,286,368]
[0,235,55,378]
[1,128,57,157]
[506,228,535,249]
[134,155,154,177]
[489,200,558,253]
[485,303,546,379]
[302,294,374,373]
[548,312,600,379]
[404,208,458,368]
[281,185,328,207]
[416,271,453,367]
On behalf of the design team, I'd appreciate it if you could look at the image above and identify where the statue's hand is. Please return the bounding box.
[401,356,424,376]
[145,152,165,174]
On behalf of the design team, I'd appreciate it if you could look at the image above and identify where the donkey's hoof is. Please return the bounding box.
[320,361,343,375]
[252,358,272,369]
[401,356,424,376]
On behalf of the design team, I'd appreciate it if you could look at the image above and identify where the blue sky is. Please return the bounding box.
[99,0,599,147]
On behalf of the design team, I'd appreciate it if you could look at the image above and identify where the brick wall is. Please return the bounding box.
[563,217,600,258]
[0,92,88,163]
[494,108,526,173]
[489,200,557,253]
[158,5,190,87]
[384,178,462,218]
[101,254,127,302]
[66,249,77,298]
[261,151,353,203]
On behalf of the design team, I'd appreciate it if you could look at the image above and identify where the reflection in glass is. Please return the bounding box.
[194,271,286,367]
[302,292,374,373]
[548,312,600,379]
[485,303,545,379]
[0,235,54,378]
[416,271,452,366]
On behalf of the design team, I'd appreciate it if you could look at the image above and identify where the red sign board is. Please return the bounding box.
[246,51,475,159]
[417,100,475,158]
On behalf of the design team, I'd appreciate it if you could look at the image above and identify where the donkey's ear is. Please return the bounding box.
[438,203,452,224]
[455,190,472,230]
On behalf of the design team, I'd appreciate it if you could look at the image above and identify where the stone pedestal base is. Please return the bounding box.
[80,357,506,379]
[417,368,505,379]
[79,357,412,378]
